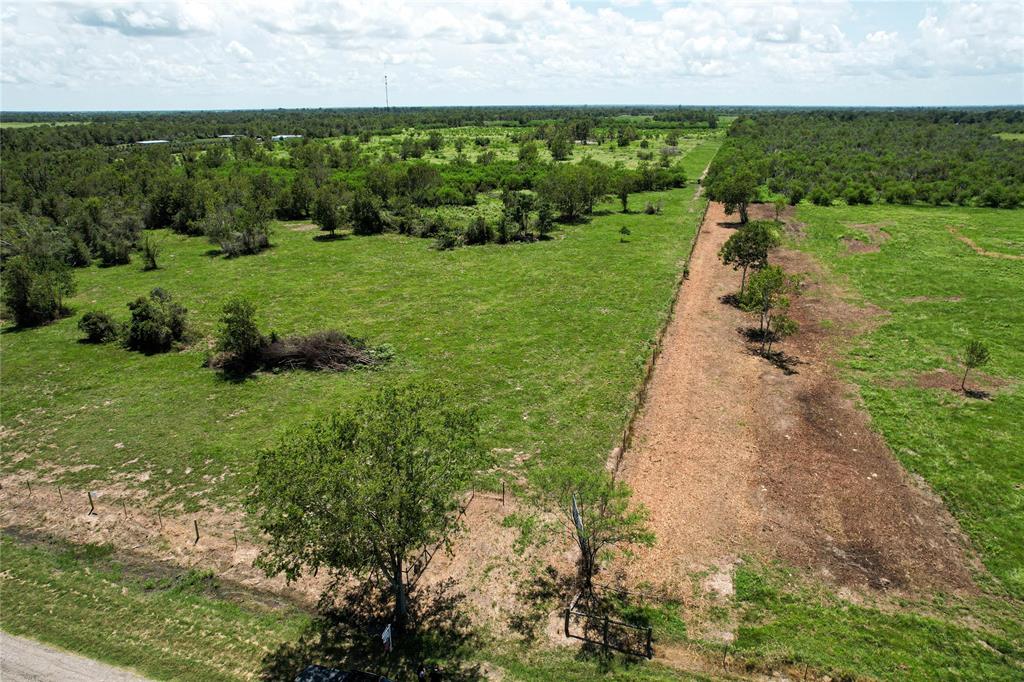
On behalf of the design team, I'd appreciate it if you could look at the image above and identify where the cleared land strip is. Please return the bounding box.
[620,201,765,587]
[621,203,977,594]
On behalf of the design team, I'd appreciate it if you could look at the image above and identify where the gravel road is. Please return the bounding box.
[0,632,149,681]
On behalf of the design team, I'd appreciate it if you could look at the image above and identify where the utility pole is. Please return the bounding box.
[384,74,390,111]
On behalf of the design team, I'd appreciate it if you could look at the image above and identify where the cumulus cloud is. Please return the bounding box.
[71,1,217,37]
[0,0,1021,109]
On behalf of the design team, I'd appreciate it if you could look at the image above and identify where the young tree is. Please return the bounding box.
[533,468,653,594]
[614,171,635,213]
[619,226,631,242]
[350,187,385,235]
[742,265,800,353]
[215,297,266,370]
[312,185,347,238]
[960,339,991,392]
[718,221,781,294]
[246,382,487,631]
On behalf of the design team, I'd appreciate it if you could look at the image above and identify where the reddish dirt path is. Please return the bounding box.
[621,203,977,594]
[620,202,764,587]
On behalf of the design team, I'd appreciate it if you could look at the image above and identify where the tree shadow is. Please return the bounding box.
[507,565,575,642]
[719,293,743,308]
[260,579,484,682]
[716,221,745,230]
[736,328,803,374]
[312,233,349,242]
[963,387,992,400]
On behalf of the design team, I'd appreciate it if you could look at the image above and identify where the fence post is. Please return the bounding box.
[646,627,653,659]
[501,481,505,506]
[564,609,570,638]
[193,519,200,545]
[87,491,96,515]
[603,615,610,651]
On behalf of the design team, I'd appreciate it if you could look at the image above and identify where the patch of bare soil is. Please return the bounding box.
[839,222,891,255]
[289,223,319,232]
[915,368,1009,400]
[949,226,1024,261]
[619,202,978,597]
[745,202,806,236]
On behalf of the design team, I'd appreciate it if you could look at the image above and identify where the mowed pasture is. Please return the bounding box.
[323,122,725,170]
[791,203,1024,599]
[1,185,708,508]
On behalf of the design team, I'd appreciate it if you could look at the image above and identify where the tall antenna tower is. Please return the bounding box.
[384,74,390,111]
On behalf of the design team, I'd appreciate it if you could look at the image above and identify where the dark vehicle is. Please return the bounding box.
[295,665,392,682]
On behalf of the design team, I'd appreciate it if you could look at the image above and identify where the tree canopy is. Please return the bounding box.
[246,381,487,629]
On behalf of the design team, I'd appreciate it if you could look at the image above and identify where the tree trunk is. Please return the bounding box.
[961,367,969,391]
[739,202,749,224]
[740,266,748,294]
[392,556,409,632]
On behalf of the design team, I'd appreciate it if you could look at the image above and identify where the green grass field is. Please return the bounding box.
[319,123,725,170]
[1,184,708,508]
[0,120,85,128]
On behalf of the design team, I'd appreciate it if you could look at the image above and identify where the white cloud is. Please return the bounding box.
[225,40,253,61]
[0,0,1020,109]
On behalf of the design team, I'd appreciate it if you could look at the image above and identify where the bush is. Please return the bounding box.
[351,188,385,235]
[1,255,75,327]
[77,311,120,343]
[214,297,266,371]
[434,229,461,251]
[643,201,662,215]
[464,216,494,245]
[142,234,160,270]
[125,288,189,354]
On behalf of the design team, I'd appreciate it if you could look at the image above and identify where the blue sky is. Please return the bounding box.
[1,1,1022,111]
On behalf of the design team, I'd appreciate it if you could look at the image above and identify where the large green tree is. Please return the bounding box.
[705,164,760,223]
[246,382,487,630]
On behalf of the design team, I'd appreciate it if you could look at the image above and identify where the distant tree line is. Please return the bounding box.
[704,109,1024,209]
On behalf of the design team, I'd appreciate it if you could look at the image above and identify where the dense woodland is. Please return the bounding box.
[705,109,1024,211]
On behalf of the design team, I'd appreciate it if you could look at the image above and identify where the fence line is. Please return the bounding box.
[608,194,713,477]
[563,591,654,659]
[1,480,489,588]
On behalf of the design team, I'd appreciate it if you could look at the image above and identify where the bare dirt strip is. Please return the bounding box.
[620,202,978,595]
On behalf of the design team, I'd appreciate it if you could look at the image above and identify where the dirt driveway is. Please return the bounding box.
[0,632,149,682]
[620,202,976,594]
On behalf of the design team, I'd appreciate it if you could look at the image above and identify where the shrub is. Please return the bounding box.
[214,297,266,371]
[125,288,189,354]
[350,188,385,235]
[78,311,120,343]
[141,234,160,270]
[434,229,461,251]
[2,255,75,327]
[464,216,493,245]
[643,201,662,215]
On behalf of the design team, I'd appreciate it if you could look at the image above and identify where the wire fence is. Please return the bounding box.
[608,195,713,476]
[563,592,654,659]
